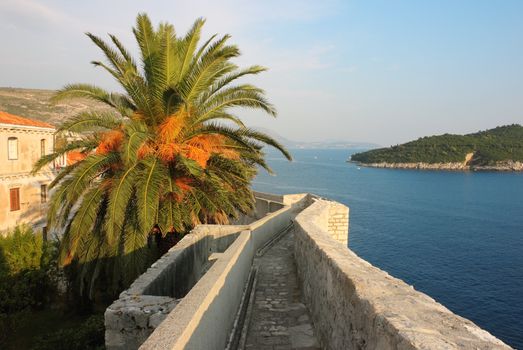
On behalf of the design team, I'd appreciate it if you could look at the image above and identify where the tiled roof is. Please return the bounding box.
[66,151,86,165]
[0,111,55,129]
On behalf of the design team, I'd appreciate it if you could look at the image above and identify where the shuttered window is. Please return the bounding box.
[8,137,18,160]
[41,184,47,203]
[10,188,20,211]
[41,139,46,157]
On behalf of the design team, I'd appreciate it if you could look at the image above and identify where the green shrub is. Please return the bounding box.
[0,225,58,313]
[0,225,43,275]
[31,314,105,350]
[0,269,55,312]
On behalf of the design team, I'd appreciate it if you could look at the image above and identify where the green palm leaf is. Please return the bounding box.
[136,158,163,234]
[58,111,123,133]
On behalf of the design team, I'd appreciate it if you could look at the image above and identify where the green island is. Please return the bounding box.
[350,124,523,170]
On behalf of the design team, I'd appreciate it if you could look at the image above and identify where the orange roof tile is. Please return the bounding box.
[0,111,54,129]
[66,151,87,165]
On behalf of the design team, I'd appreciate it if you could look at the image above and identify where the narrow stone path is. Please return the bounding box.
[244,231,320,350]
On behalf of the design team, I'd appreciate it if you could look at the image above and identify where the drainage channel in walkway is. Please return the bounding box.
[241,229,320,350]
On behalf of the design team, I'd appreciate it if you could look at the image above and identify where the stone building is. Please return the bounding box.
[0,111,56,234]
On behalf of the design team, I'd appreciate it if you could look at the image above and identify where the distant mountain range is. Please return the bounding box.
[252,127,379,150]
[0,87,378,150]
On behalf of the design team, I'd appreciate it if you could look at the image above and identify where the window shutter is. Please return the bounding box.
[10,188,20,211]
[41,184,47,203]
[41,139,46,157]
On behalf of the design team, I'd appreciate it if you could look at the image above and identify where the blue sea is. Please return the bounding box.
[253,148,523,349]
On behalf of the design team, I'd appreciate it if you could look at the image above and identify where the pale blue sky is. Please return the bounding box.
[0,0,522,145]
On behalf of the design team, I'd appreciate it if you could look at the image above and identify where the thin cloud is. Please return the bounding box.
[0,0,86,30]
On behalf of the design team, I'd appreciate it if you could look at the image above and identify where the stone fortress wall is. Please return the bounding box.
[105,193,309,349]
[294,199,510,350]
[105,192,511,350]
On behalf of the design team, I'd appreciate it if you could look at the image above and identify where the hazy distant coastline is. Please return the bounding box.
[350,160,523,171]
[253,126,380,150]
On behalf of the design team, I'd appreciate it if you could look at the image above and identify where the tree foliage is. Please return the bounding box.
[351,125,523,165]
[36,13,291,298]
[0,226,58,347]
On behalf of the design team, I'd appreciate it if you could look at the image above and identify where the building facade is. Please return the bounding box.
[0,111,56,234]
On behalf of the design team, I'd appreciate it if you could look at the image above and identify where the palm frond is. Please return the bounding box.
[135,158,163,234]
[238,128,292,161]
[176,18,205,82]
[193,111,246,127]
[52,84,112,105]
[197,89,277,123]
[201,65,267,102]
[122,120,149,164]
[86,32,129,77]
[58,111,123,133]
[104,164,138,246]
[60,187,104,265]
[66,153,118,203]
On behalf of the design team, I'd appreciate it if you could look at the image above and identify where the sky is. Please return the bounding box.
[0,0,522,146]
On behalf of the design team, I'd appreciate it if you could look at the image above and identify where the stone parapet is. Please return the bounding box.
[327,200,349,245]
[140,231,254,350]
[105,192,510,350]
[294,199,511,350]
[140,195,307,350]
[105,193,309,350]
[105,223,246,350]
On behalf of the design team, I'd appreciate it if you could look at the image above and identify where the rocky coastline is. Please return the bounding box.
[351,160,523,171]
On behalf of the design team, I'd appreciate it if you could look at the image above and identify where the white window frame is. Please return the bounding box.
[8,137,18,160]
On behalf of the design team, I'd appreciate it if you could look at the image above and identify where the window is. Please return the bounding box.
[10,188,20,211]
[8,137,18,160]
[41,139,46,157]
[41,184,47,203]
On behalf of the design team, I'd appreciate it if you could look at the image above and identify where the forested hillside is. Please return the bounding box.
[351,125,523,166]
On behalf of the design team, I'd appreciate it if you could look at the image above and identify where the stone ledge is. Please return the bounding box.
[294,199,511,350]
[105,296,180,350]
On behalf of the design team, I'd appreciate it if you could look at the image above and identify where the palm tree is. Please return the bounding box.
[34,13,291,298]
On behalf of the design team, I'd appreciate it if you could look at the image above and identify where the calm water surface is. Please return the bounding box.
[253,149,523,349]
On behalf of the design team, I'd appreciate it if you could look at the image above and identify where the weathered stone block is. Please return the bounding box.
[148,312,168,328]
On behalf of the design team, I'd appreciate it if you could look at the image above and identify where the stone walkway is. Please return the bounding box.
[244,231,320,350]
